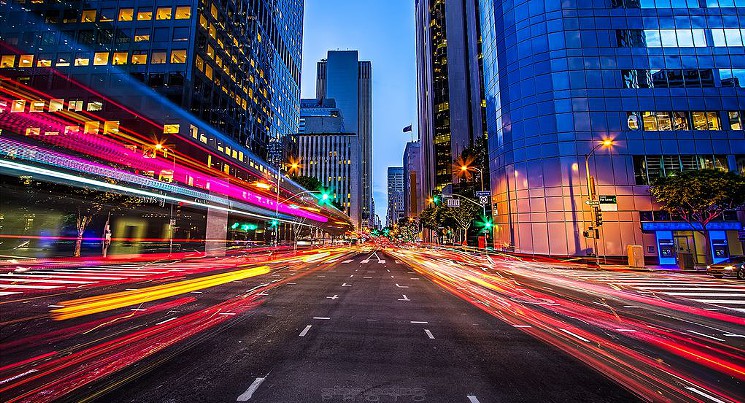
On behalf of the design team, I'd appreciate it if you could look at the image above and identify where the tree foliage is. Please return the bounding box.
[291,175,322,192]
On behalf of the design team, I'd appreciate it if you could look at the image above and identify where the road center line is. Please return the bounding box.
[424,329,435,339]
[313,317,331,320]
[411,321,428,324]
[684,386,726,403]
[560,328,590,343]
[156,317,177,325]
[236,377,266,401]
[299,325,312,337]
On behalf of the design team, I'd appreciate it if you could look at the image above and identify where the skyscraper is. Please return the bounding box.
[316,51,373,227]
[387,167,405,227]
[403,141,423,218]
[415,0,487,199]
[479,0,745,263]
[0,0,304,162]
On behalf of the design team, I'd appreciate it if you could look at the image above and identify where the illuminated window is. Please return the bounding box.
[175,6,191,19]
[131,52,147,64]
[210,4,218,18]
[87,101,103,111]
[205,64,213,79]
[49,99,63,112]
[151,51,167,64]
[84,121,100,135]
[730,112,742,130]
[74,55,89,66]
[1,55,15,68]
[64,125,80,135]
[81,10,96,23]
[163,124,180,134]
[68,100,83,111]
[44,131,59,136]
[26,127,40,136]
[93,52,109,65]
[208,24,216,39]
[195,55,204,71]
[112,52,128,65]
[134,28,150,42]
[30,101,45,112]
[137,8,152,21]
[103,121,119,134]
[706,112,721,130]
[119,8,134,21]
[100,8,115,22]
[170,49,187,64]
[156,7,172,20]
[691,112,708,130]
[19,55,33,67]
[11,100,25,113]
[199,14,208,29]
[56,55,70,67]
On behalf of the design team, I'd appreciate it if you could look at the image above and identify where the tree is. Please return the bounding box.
[649,169,745,264]
[444,202,481,245]
[291,175,322,192]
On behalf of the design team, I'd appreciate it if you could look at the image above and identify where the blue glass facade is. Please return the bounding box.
[479,0,745,262]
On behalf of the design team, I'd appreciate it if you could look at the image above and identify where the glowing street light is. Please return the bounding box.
[584,138,614,265]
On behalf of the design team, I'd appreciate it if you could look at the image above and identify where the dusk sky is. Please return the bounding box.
[301,0,418,222]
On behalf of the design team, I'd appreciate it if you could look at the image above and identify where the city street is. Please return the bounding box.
[1,248,742,402]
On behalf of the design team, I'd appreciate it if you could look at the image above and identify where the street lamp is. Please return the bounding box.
[584,138,613,265]
[155,142,177,256]
[460,164,484,194]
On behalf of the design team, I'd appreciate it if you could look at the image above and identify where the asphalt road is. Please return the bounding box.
[2,248,741,402]
[89,250,631,402]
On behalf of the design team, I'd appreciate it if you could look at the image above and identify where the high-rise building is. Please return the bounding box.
[479,0,745,263]
[403,141,423,218]
[316,51,373,227]
[299,98,345,134]
[415,0,487,200]
[0,0,304,162]
[387,167,405,227]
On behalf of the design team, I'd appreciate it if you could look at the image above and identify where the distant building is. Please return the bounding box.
[415,0,487,199]
[387,167,405,227]
[299,98,345,134]
[403,141,423,219]
[316,51,373,227]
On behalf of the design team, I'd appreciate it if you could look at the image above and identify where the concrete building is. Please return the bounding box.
[403,141,423,219]
[415,0,488,200]
[479,0,745,264]
[299,98,345,134]
[0,0,304,163]
[387,167,405,227]
[316,51,373,227]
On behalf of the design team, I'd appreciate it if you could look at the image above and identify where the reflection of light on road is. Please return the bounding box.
[51,266,270,320]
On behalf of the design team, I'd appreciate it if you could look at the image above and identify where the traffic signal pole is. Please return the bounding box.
[585,151,600,267]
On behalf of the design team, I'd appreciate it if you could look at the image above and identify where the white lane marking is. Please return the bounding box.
[723,333,745,338]
[287,282,296,285]
[410,278,419,280]
[191,291,203,294]
[693,299,745,305]
[467,396,481,403]
[411,321,428,324]
[0,284,62,290]
[395,284,409,288]
[615,329,636,332]
[327,295,339,300]
[317,275,325,278]
[513,325,532,328]
[313,317,331,320]
[0,291,22,296]
[342,260,353,263]
[219,312,236,316]
[398,295,410,301]
[20,274,126,281]
[47,304,64,308]
[424,329,435,339]
[560,328,590,343]
[361,260,370,264]
[379,260,386,264]
[395,260,401,264]
[386,269,390,272]
[363,276,372,279]
[0,369,37,385]
[665,293,745,297]
[685,386,726,403]
[688,330,725,342]
[257,292,269,296]
[622,305,639,308]
[130,308,146,311]
[156,317,177,325]
[341,283,351,287]
[350,275,354,278]
[299,325,312,337]
[237,377,266,401]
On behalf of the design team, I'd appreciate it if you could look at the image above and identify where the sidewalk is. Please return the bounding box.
[594,263,708,274]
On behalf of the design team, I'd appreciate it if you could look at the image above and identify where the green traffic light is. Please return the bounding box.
[231,222,240,230]
[269,219,279,228]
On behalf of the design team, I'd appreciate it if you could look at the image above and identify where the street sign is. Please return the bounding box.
[479,196,489,205]
[446,198,460,208]
[475,191,491,197]
[585,200,600,206]
[599,195,618,212]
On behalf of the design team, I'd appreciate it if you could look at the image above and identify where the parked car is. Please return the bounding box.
[706,256,745,279]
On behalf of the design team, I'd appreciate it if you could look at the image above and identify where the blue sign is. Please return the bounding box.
[642,221,742,231]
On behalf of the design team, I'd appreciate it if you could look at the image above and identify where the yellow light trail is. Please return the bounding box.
[50,266,270,321]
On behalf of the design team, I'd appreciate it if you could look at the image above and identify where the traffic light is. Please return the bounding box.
[269,219,279,228]
[594,207,603,227]
[318,188,332,205]
[479,216,493,231]
[432,195,441,205]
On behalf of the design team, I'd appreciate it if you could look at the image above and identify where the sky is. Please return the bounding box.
[301,0,418,223]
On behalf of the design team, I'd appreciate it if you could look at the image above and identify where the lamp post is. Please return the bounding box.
[584,139,613,265]
[155,143,177,256]
[272,161,301,247]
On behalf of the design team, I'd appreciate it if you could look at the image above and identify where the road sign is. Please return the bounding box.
[479,196,489,205]
[475,191,491,198]
[585,200,600,206]
[446,198,460,208]
[599,195,618,212]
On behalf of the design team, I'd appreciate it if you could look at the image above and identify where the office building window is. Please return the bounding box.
[18,55,33,67]
[170,49,187,64]
[729,112,743,131]
[87,101,103,111]
[56,54,71,67]
[118,8,133,22]
[49,99,63,112]
[74,53,89,66]
[634,155,730,185]
[156,7,172,20]
[131,51,147,65]
[0,55,15,68]
[30,101,45,112]
[100,8,115,22]
[37,55,52,67]
[84,121,100,135]
[93,52,108,65]
[68,100,83,111]
[112,52,128,65]
[175,6,191,19]
[134,28,150,42]
[137,8,152,21]
[173,27,189,41]
[151,51,167,64]
[81,10,96,23]
[691,112,721,131]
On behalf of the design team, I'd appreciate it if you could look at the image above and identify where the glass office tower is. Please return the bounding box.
[0,0,303,161]
[480,0,745,264]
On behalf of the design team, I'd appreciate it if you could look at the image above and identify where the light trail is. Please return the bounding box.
[50,266,270,320]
